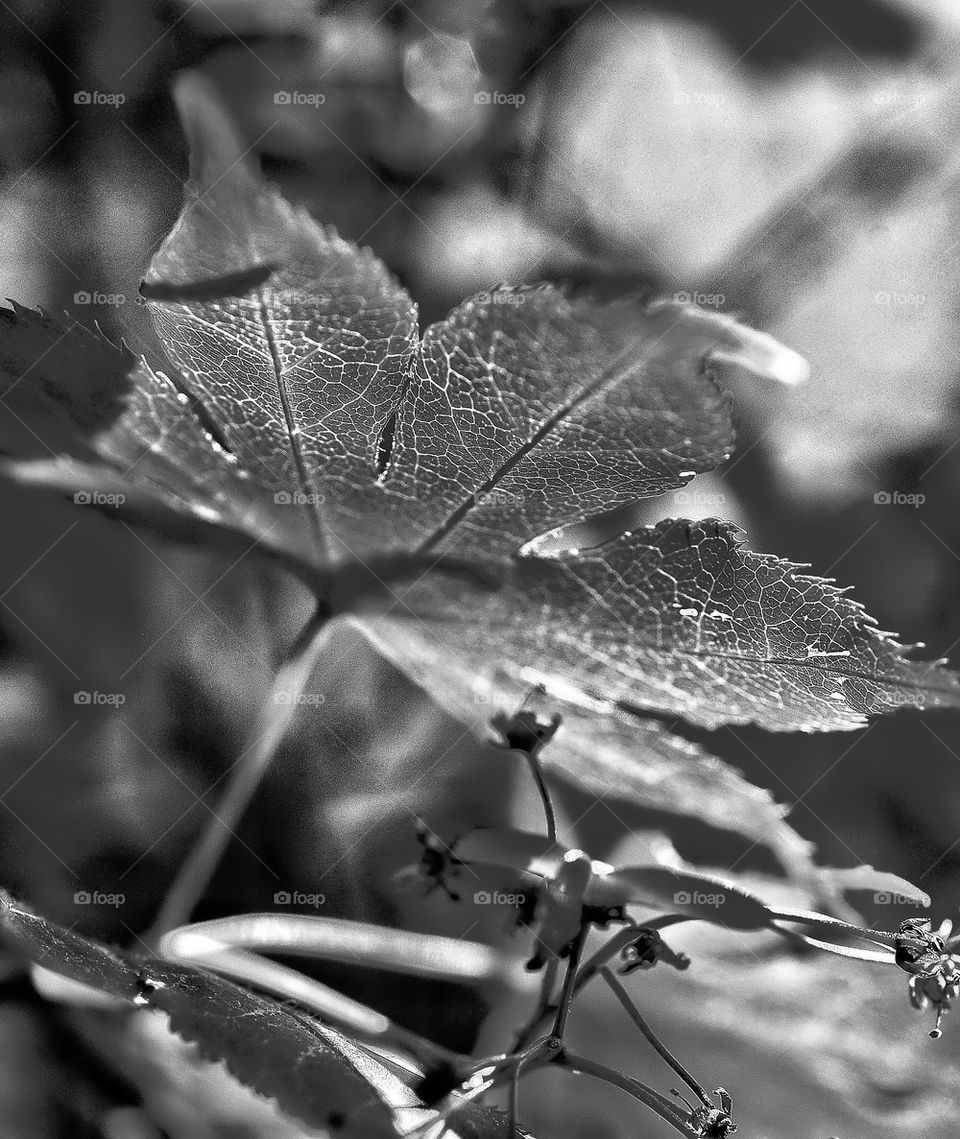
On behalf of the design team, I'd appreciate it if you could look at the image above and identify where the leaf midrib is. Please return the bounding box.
[256,292,327,558]
[413,312,696,555]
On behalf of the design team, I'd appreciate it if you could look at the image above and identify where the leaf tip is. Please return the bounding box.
[170,70,257,195]
[709,321,810,387]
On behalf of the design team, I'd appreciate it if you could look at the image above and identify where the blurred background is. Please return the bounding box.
[3,0,960,1135]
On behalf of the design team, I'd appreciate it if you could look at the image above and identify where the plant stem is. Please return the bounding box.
[508,1066,521,1133]
[511,954,559,1055]
[601,967,710,1107]
[509,916,691,1051]
[525,748,557,845]
[550,923,589,1042]
[560,1052,694,1136]
[143,603,331,945]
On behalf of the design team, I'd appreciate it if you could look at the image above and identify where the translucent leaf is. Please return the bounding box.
[1,73,958,859]
[365,638,819,881]
[0,304,317,570]
[2,75,792,576]
[822,865,931,909]
[143,61,760,567]
[589,867,775,930]
[363,518,960,734]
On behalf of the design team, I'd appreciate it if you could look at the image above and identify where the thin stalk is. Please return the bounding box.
[601,967,710,1107]
[505,710,560,1056]
[560,1052,694,1136]
[510,916,691,1052]
[508,1066,520,1134]
[525,747,557,845]
[463,1032,556,1089]
[144,603,331,944]
[550,923,589,1042]
[511,954,558,1054]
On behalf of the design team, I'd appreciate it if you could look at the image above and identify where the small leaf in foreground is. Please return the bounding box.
[0,891,530,1137]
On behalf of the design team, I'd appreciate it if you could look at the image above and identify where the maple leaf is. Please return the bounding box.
[364,518,960,733]
[0,303,309,566]
[137,73,778,570]
[1,72,958,868]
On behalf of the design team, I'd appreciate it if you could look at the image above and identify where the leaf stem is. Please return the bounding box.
[143,602,332,945]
